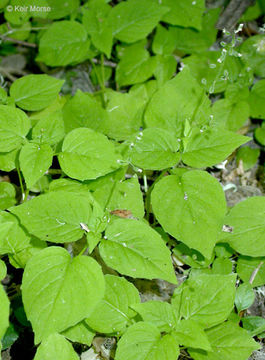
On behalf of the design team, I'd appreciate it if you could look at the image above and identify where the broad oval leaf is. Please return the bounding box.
[99,219,177,284]
[218,197,265,257]
[19,143,53,189]
[128,128,180,170]
[0,105,30,152]
[188,321,260,360]
[182,128,249,168]
[86,274,140,333]
[34,333,79,360]
[58,128,121,180]
[171,273,236,329]
[109,0,168,43]
[10,191,100,243]
[37,21,91,67]
[115,322,179,360]
[151,171,227,259]
[22,246,105,343]
[237,256,265,288]
[10,75,64,111]
[62,321,95,346]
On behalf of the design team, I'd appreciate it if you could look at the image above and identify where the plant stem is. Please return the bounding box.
[16,165,25,201]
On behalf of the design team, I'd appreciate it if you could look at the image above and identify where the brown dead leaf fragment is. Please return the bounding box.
[110,209,136,219]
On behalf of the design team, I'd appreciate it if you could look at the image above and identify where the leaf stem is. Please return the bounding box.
[16,164,25,201]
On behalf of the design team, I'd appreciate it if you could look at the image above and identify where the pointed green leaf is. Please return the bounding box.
[10,191,101,243]
[219,197,265,257]
[32,110,65,145]
[86,274,140,333]
[0,105,30,152]
[182,128,249,168]
[37,21,91,67]
[59,128,121,181]
[171,274,236,328]
[151,171,227,259]
[188,322,260,360]
[22,246,105,343]
[115,322,179,360]
[109,0,168,43]
[62,321,95,346]
[10,75,64,111]
[99,219,177,284]
[19,143,53,189]
[128,128,180,170]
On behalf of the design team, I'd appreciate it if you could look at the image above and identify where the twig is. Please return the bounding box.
[249,261,264,285]
[0,36,37,48]
[216,0,255,30]
[91,57,116,68]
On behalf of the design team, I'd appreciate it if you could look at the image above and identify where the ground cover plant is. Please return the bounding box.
[0,0,265,359]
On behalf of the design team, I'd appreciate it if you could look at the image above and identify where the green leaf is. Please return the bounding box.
[242,316,265,337]
[115,322,179,360]
[0,105,30,152]
[10,191,101,243]
[116,44,156,86]
[151,171,226,259]
[103,90,145,141]
[0,211,30,255]
[183,51,243,93]
[0,284,9,340]
[1,323,19,350]
[37,21,91,67]
[144,67,211,137]
[99,218,177,284]
[92,175,145,219]
[211,258,233,275]
[22,246,105,344]
[241,34,265,78]
[59,128,121,180]
[170,9,220,54]
[211,99,249,132]
[172,319,212,351]
[109,0,168,43]
[235,283,255,313]
[33,333,79,360]
[19,143,53,189]
[249,79,265,119]
[161,0,205,30]
[218,197,265,257]
[46,0,80,20]
[32,110,65,145]
[62,321,95,346]
[82,0,113,57]
[237,256,265,288]
[0,148,19,172]
[182,128,249,168]
[131,301,177,333]
[86,274,140,333]
[171,273,236,328]
[153,55,177,86]
[0,182,16,210]
[128,128,180,170]
[188,321,260,360]
[152,24,176,55]
[255,121,265,145]
[10,75,64,111]
[62,90,108,134]
[236,146,260,171]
